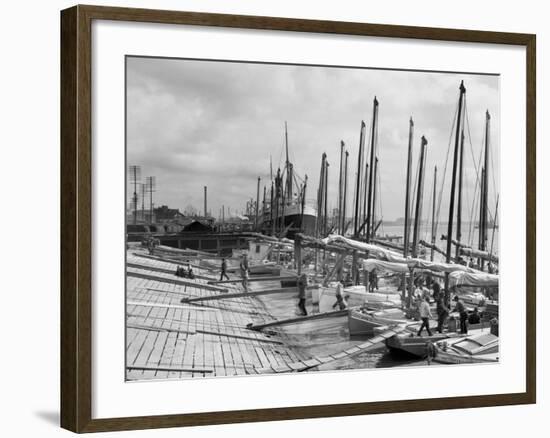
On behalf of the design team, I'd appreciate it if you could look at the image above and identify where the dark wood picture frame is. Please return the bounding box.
[60,4,536,433]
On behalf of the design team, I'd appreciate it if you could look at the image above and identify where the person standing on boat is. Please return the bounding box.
[219,258,230,281]
[436,295,449,333]
[453,295,468,334]
[333,280,348,310]
[468,307,481,325]
[297,273,308,316]
[417,297,433,337]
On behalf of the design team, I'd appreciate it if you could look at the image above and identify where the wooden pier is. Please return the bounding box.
[125,246,401,380]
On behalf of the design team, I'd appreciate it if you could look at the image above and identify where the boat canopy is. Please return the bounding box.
[407,259,474,273]
[322,235,406,263]
[448,271,499,287]
[363,259,409,273]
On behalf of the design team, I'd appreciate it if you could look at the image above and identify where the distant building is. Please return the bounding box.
[154,205,184,222]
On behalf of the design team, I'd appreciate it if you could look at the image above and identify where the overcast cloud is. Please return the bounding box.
[126,56,500,223]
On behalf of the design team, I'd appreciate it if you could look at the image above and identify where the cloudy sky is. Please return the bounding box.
[126,56,500,224]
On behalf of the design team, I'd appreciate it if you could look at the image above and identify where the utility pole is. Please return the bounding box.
[203,186,208,217]
[129,165,141,225]
[145,176,156,224]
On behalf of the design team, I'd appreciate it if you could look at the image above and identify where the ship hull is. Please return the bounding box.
[261,203,317,238]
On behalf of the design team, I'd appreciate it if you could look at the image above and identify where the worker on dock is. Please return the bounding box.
[240,254,249,293]
[431,281,441,302]
[186,262,195,279]
[436,294,449,333]
[219,258,230,281]
[368,269,378,292]
[333,280,348,310]
[417,296,433,337]
[453,295,468,334]
[297,273,308,316]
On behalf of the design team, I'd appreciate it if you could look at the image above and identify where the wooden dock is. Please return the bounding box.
[126,250,306,380]
[126,247,412,381]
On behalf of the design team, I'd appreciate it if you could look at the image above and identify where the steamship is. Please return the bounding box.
[260,123,317,238]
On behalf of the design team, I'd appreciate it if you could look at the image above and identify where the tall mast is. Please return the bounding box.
[403,117,414,256]
[371,157,379,240]
[366,97,379,243]
[480,110,491,270]
[362,162,369,239]
[337,141,345,235]
[430,166,437,261]
[316,154,326,237]
[342,150,349,235]
[300,176,308,233]
[412,136,428,257]
[255,177,261,231]
[285,121,292,200]
[354,121,366,236]
[456,129,465,259]
[445,81,466,297]
[270,181,274,235]
[324,160,329,236]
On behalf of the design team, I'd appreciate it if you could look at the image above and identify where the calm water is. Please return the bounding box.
[378,222,499,255]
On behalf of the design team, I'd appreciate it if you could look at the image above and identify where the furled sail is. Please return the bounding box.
[448,271,499,287]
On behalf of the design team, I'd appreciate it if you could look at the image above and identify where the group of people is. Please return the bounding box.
[175,263,195,279]
[143,235,160,255]
[414,277,480,337]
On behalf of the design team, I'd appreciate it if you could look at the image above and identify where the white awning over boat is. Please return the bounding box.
[322,235,406,263]
[407,259,475,273]
[448,271,499,287]
[362,259,410,273]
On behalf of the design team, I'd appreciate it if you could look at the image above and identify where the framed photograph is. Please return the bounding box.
[60,4,536,433]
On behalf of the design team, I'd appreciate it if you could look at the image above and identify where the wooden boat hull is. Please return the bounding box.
[432,349,498,364]
[432,333,499,364]
[386,333,451,358]
[348,308,406,336]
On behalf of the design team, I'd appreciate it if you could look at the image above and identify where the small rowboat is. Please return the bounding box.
[348,307,407,336]
[432,333,499,364]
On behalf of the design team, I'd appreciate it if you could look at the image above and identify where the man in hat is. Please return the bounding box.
[453,295,468,334]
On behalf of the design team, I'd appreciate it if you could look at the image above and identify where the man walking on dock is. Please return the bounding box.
[240,254,249,293]
[220,258,230,281]
[297,273,308,316]
[417,297,433,337]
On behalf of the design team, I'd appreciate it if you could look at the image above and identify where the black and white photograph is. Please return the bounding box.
[125,56,500,381]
